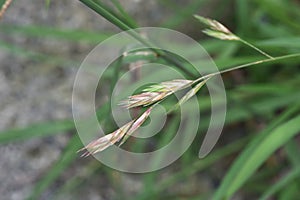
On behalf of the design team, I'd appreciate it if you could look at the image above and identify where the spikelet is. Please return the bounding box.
[194,15,240,41]
[0,0,12,19]
[78,107,152,157]
[78,121,134,157]
[120,79,193,109]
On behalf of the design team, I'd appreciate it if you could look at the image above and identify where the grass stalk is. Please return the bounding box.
[194,53,300,83]
[239,38,274,59]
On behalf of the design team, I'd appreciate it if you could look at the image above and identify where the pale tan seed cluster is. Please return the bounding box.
[79,78,207,157]
[79,107,152,157]
[120,79,193,108]
[194,15,240,41]
[0,0,12,20]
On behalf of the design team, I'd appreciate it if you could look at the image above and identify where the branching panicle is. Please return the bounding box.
[78,14,300,157]
[80,78,205,156]
[194,15,239,41]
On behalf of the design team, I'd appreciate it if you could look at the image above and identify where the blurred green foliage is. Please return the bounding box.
[1,0,300,199]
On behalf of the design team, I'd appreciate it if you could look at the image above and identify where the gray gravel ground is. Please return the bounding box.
[0,1,171,199]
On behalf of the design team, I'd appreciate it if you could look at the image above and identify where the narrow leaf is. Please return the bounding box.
[213,114,300,200]
[259,167,300,200]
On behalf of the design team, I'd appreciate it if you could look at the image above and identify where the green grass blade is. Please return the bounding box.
[213,111,300,199]
[257,37,300,50]
[0,0,5,7]
[0,120,74,143]
[278,182,300,200]
[0,24,112,44]
[26,134,82,200]
[285,140,300,166]
[160,0,205,28]
[110,0,138,28]
[79,0,132,31]
[134,136,248,200]
[45,0,50,8]
[258,167,300,200]
[235,0,250,36]
[53,161,100,199]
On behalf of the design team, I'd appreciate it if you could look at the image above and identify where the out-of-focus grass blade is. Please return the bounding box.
[0,24,112,44]
[236,83,294,95]
[0,100,110,144]
[16,102,110,199]
[139,115,180,197]
[160,0,206,28]
[134,136,249,200]
[214,56,263,70]
[278,182,299,200]
[0,120,74,143]
[213,111,300,200]
[0,0,5,8]
[0,40,79,67]
[236,0,250,36]
[217,43,238,60]
[122,50,157,64]
[111,0,138,28]
[0,41,116,78]
[54,161,100,200]
[79,0,133,31]
[254,0,300,32]
[258,37,300,49]
[258,167,300,200]
[170,78,209,112]
[45,0,50,8]
[26,134,82,200]
[136,102,300,199]
[285,140,300,167]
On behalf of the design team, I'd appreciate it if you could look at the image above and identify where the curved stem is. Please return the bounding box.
[239,38,274,59]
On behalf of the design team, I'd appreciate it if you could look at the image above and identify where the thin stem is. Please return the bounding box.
[240,38,274,59]
[194,53,300,83]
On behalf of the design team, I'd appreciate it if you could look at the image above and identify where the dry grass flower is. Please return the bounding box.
[120,79,193,109]
[194,15,239,41]
[0,0,12,20]
[79,107,152,157]
[78,15,280,157]
[194,15,273,59]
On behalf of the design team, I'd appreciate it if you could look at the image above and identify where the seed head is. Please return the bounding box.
[78,107,153,157]
[78,121,133,157]
[194,15,240,41]
[121,79,193,109]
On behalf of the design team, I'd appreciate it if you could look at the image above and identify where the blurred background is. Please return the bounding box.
[1,0,300,199]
